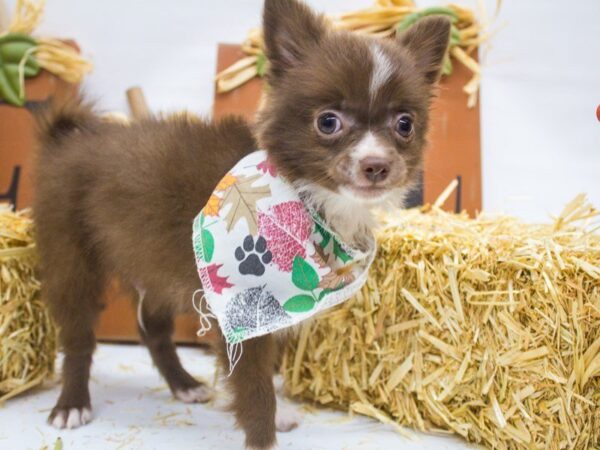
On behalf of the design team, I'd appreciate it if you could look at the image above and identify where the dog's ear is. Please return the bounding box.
[262,0,327,79]
[398,16,452,85]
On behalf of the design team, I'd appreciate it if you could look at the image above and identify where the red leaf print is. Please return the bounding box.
[258,201,312,272]
[206,263,233,294]
[257,158,277,177]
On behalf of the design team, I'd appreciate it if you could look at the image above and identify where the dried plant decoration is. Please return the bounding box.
[0,0,92,106]
[216,0,500,108]
[282,192,600,449]
[0,206,56,403]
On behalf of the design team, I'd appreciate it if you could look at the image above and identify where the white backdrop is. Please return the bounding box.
[8,0,600,221]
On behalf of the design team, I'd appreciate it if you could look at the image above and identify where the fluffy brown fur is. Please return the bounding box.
[32,1,450,448]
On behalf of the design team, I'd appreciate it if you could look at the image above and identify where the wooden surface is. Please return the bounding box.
[0,72,74,209]
[0,41,80,210]
[96,281,202,343]
[425,63,482,215]
[0,42,201,343]
[213,45,264,122]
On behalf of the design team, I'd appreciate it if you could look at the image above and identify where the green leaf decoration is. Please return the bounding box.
[397,7,459,34]
[315,222,332,249]
[256,53,268,77]
[0,32,40,106]
[291,256,319,291]
[450,25,461,47]
[283,294,315,313]
[333,240,352,264]
[442,54,453,76]
[201,228,215,262]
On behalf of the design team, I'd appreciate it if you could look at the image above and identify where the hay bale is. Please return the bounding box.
[283,195,600,449]
[0,206,56,403]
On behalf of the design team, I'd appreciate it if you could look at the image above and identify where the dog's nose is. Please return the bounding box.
[360,157,390,183]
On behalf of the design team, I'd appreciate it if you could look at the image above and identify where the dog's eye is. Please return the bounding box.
[394,114,413,138]
[316,112,343,136]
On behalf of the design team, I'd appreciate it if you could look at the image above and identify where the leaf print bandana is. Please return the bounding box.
[192,151,375,371]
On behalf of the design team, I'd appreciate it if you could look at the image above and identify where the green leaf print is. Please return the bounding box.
[198,213,215,262]
[201,229,215,262]
[315,222,332,249]
[291,256,319,291]
[315,222,352,263]
[227,327,246,344]
[283,294,315,313]
[333,240,352,263]
[318,288,333,301]
[318,282,347,302]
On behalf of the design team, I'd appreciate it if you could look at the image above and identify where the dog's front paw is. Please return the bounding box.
[275,402,302,432]
[174,384,214,403]
[48,406,92,429]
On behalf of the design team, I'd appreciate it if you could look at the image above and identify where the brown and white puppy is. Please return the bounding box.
[32,0,450,448]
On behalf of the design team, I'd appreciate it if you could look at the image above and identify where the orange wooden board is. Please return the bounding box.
[0,41,80,209]
[425,65,482,215]
[96,281,202,343]
[0,72,73,209]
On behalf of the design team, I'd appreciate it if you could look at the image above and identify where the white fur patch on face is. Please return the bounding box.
[295,180,410,247]
[369,43,394,102]
[351,131,388,163]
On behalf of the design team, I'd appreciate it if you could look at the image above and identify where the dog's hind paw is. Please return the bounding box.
[49,407,92,429]
[174,384,213,403]
[275,402,302,432]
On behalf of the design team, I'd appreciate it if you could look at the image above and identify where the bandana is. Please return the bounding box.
[192,151,375,370]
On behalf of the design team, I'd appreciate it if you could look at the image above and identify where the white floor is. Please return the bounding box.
[0,344,473,450]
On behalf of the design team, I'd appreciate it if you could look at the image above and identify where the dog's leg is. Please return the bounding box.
[138,296,212,403]
[275,399,302,432]
[273,332,302,432]
[45,252,104,429]
[218,334,277,450]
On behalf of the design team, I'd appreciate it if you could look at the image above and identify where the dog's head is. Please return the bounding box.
[257,0,451,209]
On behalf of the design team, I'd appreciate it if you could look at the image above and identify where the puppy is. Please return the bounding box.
[32,0,450,448]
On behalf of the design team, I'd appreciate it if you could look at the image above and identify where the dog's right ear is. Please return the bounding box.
[262,0,327,80]
[398,16,452,85]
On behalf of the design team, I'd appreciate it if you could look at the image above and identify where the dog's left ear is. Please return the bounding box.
[262,0,327,80]
[398,16,452,85]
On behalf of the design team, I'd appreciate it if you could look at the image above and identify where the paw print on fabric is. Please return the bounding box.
[235,235,273,276]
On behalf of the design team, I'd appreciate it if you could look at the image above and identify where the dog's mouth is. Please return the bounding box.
[340,184,392,201]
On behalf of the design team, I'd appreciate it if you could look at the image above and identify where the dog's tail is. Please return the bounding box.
[34,90,98,146]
